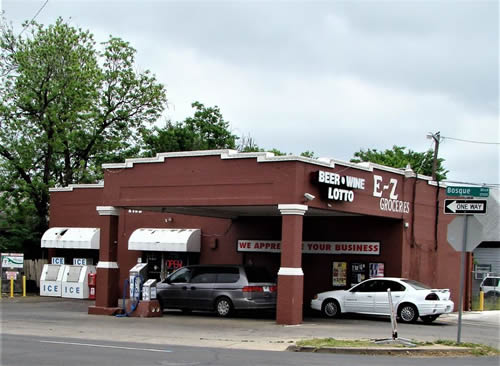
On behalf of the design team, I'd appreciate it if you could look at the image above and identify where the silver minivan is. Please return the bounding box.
[156,265,277,317]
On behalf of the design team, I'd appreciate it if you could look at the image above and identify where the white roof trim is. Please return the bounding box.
[128,228,201,252]
[41,227,100,249]
[49,183,104,192]
[95,149,439,185]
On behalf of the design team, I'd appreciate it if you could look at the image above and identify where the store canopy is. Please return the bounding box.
[128,228,201,252]
[41,227,100,249]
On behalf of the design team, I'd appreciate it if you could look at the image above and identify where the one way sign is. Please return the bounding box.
[444,199,487,215]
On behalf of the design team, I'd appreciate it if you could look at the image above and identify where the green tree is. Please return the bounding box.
[300,150,316,159]
[350,145,448,180]
[0,18,167,254]
[142,101,238,156]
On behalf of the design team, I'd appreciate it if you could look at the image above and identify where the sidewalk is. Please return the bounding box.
[1,296,499,352]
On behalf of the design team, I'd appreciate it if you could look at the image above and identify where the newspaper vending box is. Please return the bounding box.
[129,263,148,300]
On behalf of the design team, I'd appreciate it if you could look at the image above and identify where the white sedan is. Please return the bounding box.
[311,277,454,323]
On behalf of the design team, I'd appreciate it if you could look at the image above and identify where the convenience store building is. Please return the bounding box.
[45,150,465,324]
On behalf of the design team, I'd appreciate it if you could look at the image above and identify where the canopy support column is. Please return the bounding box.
[88,206,121,315]
[276,204,307,325]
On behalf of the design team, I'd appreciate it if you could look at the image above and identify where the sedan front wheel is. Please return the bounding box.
[322,299,340,318]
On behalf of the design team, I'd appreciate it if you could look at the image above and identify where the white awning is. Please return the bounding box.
[41,227,100,249]
[128,228,201,252]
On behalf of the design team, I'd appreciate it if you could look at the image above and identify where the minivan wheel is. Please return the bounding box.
[215,297,233,317]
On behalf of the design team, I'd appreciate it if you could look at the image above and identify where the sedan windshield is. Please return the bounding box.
[401,279,431,290]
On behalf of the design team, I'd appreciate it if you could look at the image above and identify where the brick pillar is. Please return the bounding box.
[276,204,307,325]
[88,206,121,315]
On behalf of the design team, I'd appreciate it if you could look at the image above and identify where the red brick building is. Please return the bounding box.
[45,150,468,324]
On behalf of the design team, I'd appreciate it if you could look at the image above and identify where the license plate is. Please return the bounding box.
[263,286,270,292]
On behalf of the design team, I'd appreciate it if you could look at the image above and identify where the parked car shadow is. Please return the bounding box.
[306,312,450,326]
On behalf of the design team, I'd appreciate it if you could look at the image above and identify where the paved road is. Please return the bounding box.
[2,333,499,366]
[1,296,499,351]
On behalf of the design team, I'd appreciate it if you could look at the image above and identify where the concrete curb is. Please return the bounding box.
[287,345,475,355]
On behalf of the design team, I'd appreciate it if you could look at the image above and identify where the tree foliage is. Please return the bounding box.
[0,18,167,254]
[141,102,238,156]
[350,145,448,180]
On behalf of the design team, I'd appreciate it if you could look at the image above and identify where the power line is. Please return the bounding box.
[19,0,49,36]
[443,180,499,188]
[442,136,500,145]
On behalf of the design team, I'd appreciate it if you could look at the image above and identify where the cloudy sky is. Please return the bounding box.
[3,0,499,185]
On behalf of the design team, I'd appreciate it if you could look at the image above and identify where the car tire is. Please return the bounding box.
[421,315,439,323]
[215,297,233,317]
[322,299,341,318]
[398,303,419,323]
[484,291,499,299]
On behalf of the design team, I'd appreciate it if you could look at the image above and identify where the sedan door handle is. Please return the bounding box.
[366,296,373,298]
[190,286,197,290]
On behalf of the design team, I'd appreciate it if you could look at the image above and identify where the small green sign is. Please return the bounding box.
[446,186,489,198]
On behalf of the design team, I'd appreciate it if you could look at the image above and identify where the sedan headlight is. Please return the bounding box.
[312,294,318,300]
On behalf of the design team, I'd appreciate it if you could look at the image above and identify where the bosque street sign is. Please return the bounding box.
[444,199,487,215]
[446,186,489,198]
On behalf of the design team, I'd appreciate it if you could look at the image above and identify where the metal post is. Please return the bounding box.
[387,288,398,339]
[10,277,14,298]
[23,275,26,297]
[457,214,469,344]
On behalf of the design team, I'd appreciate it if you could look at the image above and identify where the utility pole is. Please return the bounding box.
[427,131,441,181]
[427,131,442,251]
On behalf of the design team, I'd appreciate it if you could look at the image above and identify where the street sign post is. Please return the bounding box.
[444,199,487,215]
[446,186,489,197]
[456,215,469,344]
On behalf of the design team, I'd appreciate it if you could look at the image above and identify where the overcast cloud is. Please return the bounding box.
[3,0,499,185]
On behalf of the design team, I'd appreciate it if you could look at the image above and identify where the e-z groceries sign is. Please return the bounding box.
[237,240,380,255]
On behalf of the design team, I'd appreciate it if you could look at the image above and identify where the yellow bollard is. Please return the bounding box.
[10,278,14,298]
[23,275,26,297]
[479,290,484,311]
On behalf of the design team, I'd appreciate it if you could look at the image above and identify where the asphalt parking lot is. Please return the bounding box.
[1,295,499,350]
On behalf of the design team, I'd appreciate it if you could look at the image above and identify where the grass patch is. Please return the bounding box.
[471,295,500,311]
[432,339,500,356]
[296,338,377,348]
[296,338,500,356]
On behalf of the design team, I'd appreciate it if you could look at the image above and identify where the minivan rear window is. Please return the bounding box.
[244,266,275,283]
[216,267,240,283]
